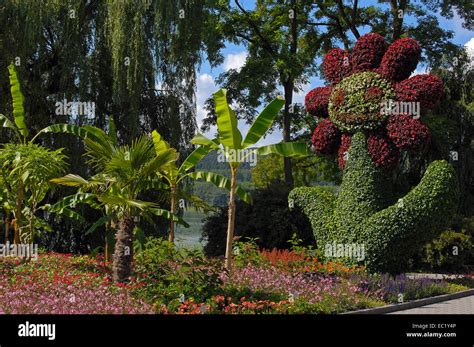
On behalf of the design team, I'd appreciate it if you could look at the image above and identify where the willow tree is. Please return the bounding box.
[0,0,224,248]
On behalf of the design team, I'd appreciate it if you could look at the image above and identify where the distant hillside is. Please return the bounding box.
[192,151,254,207]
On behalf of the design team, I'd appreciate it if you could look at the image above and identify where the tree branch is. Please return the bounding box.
[234,0,279,58]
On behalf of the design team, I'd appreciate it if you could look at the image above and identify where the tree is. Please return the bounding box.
[0,1,225,251]
[151,130,251,243]
[193,89,310,269]
[44,124,180,282]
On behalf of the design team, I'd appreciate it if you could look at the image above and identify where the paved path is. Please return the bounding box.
[389,295,474,314]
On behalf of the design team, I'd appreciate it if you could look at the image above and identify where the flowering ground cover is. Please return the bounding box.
[1,240,470,315]
[0,240,474,314]
[0,253,153,314]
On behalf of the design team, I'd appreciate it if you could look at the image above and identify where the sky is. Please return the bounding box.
[195,2,474,146]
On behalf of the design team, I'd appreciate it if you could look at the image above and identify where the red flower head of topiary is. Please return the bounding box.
[305,33,442,171]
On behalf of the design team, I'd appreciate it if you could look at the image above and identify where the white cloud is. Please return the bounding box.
[465,37,474,59]
[196,73,217,133]
[223,51,248,72]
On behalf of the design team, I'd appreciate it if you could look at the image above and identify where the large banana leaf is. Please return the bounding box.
[32,124,103,143]
[0,114,21,140]
[152,130,178,179]
[85,214,113,235]
[179,144,215,174]
[151,130,171,153]
[7,64,28,138]
[242,96,285,148]
[191,133,220,149]
[188,171,252,204]
[148,208,190,227]
[213,89,242,150]
[257,142,310,157]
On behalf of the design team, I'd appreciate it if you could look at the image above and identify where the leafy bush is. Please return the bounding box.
[133,238,224,309]
[202,181,314,257]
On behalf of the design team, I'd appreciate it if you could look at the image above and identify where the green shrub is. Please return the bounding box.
[133,238,224,308]
[291,132,459,273]
[202,181,315,257]
[420,230,472,272]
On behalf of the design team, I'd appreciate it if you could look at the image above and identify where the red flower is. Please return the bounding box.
[395,74,443,109]
[337,134,352,170]
[351,33,387,73]
[367,133,400,170]
[380,38,421,82]
[311,118,341,154]
[323,48,352,85]
[365,86,383,102]
[386,114,431,151]
[305,86,332,117]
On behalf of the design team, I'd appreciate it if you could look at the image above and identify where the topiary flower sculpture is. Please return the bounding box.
[291,33,458,273]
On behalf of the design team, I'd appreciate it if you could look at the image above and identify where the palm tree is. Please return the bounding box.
[191,89,310,269]
[151,130,251,243]
[44,124,180,282]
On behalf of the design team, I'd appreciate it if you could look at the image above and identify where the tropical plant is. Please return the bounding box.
[192,89,310,269]
[151,130,251,243]
[0,64,69,244]
[40,122,182,282]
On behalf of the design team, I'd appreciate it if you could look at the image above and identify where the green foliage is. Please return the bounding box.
[291,132,459,273]
[329,72,394,132]
[203,182,315,257]
[252,154,341,189]
[289,186,338,248]
[363,160,458,272]
[420,229,472,272]
[414,216,474,272]
[7,64,28,139]
[0,142,67,241]
[133,237,224,307]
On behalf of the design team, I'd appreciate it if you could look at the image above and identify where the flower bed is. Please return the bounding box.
[0,246,471,314]
[0,253,153,314]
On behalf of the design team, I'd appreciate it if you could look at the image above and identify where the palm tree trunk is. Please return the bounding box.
[105,220,115,262]
[112,215,134,282]
[168,184,177,243]
[224,166,238,270]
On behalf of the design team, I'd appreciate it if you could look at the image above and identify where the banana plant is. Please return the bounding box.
[151,130,251,243]
[192,89,310,269]
[0,64,71,244]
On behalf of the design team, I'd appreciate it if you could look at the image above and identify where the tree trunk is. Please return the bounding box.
[390,0,406,40]
[283,81,294,186]
[13,184,24,245]
[168,184,177,243]
[224,166,238,270]
[112,216,134,282]
[105,220,115,262]
[4,213,9,243]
